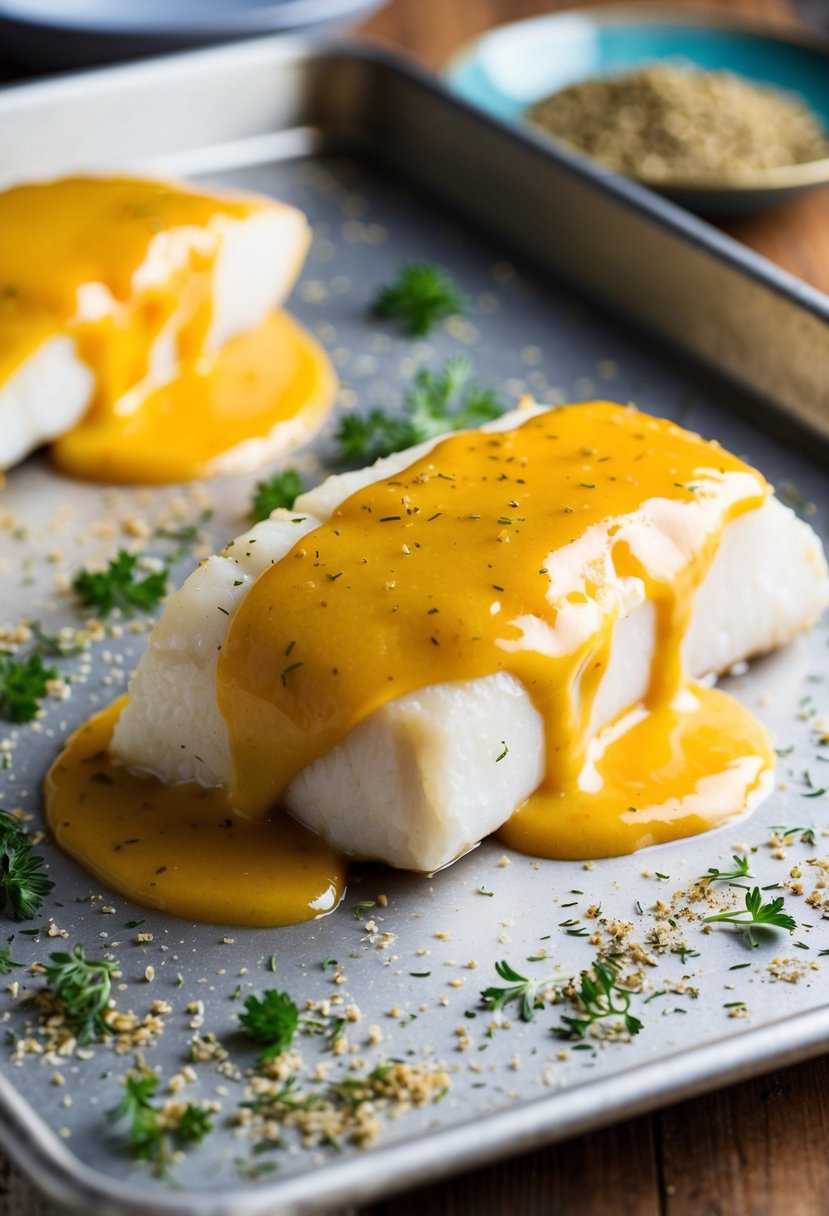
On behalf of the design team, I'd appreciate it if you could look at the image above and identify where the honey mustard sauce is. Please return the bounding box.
[51,309,335,483]
[46,698,345,926]
[46,403,775,924]
[217,403,773,856]
[0,177,334,482]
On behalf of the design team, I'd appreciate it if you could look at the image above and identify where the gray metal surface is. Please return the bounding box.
[0,37,827,1216]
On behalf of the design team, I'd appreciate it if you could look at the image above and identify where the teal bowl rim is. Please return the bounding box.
[446,4,829,196]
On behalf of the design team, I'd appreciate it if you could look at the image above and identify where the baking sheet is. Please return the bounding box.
[0,38,827,1216]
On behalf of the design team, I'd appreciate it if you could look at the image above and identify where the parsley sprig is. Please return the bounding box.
[372,263,464,336]
[0,653,58,724]
[111,1070,211,1175]
[0,810,53,920]
[703,887,796,947]
[43,944,119,1042]
[481,959,567,1022]
[337,356,503,464]
[73,550,168,616]
[553,960,643,1040]
[239,989,299,1063]
[698,854,753,886]
[250,469,303,523]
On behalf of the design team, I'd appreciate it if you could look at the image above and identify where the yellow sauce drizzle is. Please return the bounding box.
[217,403,773,859]
[45,698,345,926]
[50,310,336,483]
[0,177,333,482]
[499,685,772,859]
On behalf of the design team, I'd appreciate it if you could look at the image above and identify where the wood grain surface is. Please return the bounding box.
[0,2,827,1214]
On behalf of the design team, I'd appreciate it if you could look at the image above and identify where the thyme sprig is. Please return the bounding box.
[42,944,118,1042]
[553,960,643,1041]
[698,854,753,886]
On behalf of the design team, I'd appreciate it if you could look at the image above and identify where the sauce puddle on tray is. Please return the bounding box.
[46,698,345,926]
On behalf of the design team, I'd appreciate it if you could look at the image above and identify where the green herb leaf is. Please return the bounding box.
[250,469,304,523]
[0,653,58,723]
[111,1070,212,1174]
[73,550,168,616]
[111,1072,163,1163]
[336,356,503,464]
[372,263,464,337]
[43,943,118,1042]
[0,946,21,974]
[240,990,299,1063]
[176,1104,213,1144]
[770,825,816,845]
[0,811,53,920]
[698,854,753,886]
[481,958,566,1022]
[337,411,416,465]
[553,959,643,1040]
[703,886,796,947]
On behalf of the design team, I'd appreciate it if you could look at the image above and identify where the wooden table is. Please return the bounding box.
[347,2,829,1215]
[1,3,827,1213]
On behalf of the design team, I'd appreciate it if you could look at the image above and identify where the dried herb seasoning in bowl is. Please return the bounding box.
[446,7,829,215]
[527,63,829,185]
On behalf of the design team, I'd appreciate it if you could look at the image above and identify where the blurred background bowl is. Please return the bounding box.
[0,0,388,67]
[446,6,829,216]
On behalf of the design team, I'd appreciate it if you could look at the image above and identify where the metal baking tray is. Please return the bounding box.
[0,36,827,1216]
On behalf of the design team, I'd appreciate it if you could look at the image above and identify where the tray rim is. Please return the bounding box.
[0,33,828,1215]
[3,1005,829,1215]
[2,32,829,324]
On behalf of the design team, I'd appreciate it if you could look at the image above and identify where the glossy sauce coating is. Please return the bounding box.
[218,403,773,858]
[51,309,335,483]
